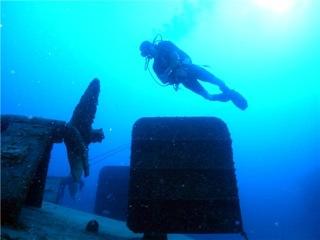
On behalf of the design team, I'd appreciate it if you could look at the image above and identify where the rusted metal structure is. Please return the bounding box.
[1,79,104,225]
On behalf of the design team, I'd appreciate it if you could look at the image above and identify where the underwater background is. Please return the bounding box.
[1,0,319,239]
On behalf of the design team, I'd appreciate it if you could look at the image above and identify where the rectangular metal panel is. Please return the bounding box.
[94,166,129,221]
[127,117,243,233]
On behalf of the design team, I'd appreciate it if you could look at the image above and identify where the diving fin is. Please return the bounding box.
[227,89,248,110]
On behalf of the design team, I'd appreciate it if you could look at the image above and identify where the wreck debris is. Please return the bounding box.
[1,116,66,225]
[69,78,102,145]
[65,79,104,180]
[1,79,104,225]
[64,123,89,181]
[85,219,99,233]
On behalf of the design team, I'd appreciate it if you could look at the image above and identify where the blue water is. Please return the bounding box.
[1,0,319,239]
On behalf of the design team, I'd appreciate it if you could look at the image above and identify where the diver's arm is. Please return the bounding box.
[158,41,182,70]
[167,51,181,70]
[154,52,179,84]
[155,41,182,84]
[157,70,172,84]
[157,51,180,84]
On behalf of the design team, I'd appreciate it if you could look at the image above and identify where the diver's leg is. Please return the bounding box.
[186,65,248,110]
[188,64,230,92]
[181,78,230,102]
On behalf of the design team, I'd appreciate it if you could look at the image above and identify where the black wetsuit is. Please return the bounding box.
[152,41,226,98]
[144,40,248,110]
[153,41,191,84]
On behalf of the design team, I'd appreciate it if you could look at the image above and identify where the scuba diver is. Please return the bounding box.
[139,38,248,110]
